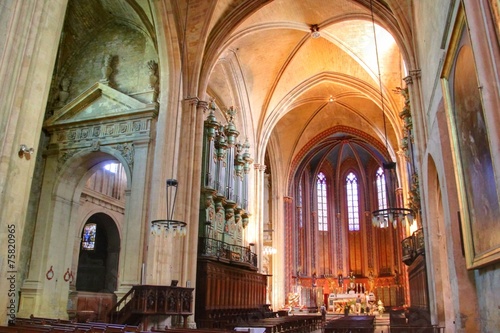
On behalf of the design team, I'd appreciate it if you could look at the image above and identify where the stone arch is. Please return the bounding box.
[76,212,120,293]
[18,147,133,318]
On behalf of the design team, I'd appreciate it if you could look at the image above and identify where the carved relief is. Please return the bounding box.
[205,195,215,222]
[147,60,158,91]
[115,143,134,170]
[133,121,141,131]
[215,201,225,238]
[58,149,78,172]
[119,123,128,133]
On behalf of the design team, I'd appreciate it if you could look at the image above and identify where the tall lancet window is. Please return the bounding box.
[298,183,303,228]
[376,166,391,272]
[347,172,362,274]
[317,172,328,231]
[346,172,359,231]
[376,167,387,209]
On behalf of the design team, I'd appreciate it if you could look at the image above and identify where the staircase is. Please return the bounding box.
[109,285,194,327]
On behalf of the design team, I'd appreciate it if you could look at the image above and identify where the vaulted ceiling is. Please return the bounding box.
[59,0,411,183]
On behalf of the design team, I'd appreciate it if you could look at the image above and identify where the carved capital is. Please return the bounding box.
[409,69,421,79]
[197,100,209,112]
[184,96,200,107]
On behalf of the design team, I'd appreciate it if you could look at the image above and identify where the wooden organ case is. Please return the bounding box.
[196,104,269,328]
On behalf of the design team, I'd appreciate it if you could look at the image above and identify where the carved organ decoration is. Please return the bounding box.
[200,101,254,263]
[215,201,225,239]
[397,86,421,214]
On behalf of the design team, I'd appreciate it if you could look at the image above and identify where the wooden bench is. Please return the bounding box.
[6,317,139,333]
[225,314,322,333]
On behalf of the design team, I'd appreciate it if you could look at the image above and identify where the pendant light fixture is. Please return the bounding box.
[369,0,414,228]
[151,179,187,236]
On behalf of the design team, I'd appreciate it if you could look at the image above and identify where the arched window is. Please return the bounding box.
[376,167,391,273]
[346,172,359,231]
[82,223,96,250]
[297,180,306,272]
[376,167,387,209]
[298,182,303,228]
[317,172,328,231]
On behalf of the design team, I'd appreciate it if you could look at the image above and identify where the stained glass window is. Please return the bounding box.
[298,182,303,228]
[317,172,328,231]
[346,172,359,231]
[82,223,96,250]
[376,167,387,210]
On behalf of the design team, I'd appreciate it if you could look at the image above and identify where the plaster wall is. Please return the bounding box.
[60,22,157,103]
[412,0,451,124]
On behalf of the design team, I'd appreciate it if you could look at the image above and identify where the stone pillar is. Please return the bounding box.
[253,163,266,272]
[404,71,425,168]
[172,97,206,327]
[0,0,68,324]
[283,196,294,295]
[116,140,151,297]
[17,148,75,320]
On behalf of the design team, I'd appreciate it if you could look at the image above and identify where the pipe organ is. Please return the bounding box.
[196,103,268,328]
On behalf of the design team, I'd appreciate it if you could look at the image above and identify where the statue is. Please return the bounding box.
[394,269,400,285]
[368,271,375,292]
[147,60,158,90]
[56,77,71,107]
[101,54,113,85]
[348,271,355,291]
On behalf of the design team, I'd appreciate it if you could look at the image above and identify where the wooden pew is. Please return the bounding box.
[7,317,139,333]
[225,314,322,333]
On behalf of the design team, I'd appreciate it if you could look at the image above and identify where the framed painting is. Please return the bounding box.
[441,6,500,269]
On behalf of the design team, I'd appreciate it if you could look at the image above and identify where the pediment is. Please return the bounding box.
[44,82,153,129]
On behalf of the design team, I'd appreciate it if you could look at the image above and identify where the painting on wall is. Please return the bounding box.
[442,7,500,269]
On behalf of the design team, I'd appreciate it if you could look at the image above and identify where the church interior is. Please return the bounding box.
[1,0,500,332]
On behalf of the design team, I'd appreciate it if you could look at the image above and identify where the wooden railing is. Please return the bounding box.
[198,237,257,270]
[109,285,194,327]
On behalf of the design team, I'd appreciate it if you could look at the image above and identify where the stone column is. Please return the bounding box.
[0,0,68,324]
[404,71,425,168]
[116,140,151,297]
[252,163,266,272]
[17,148,75,320]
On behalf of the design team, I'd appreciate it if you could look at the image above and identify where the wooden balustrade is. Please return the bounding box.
[109,285,193,327]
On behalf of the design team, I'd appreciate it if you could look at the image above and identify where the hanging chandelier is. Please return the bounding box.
[371,163,415,228]
[151,179,187,236]
[263,246,277,255]
[369,0,414,229]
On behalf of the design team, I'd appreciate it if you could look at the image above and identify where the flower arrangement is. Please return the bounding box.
[377,300,385,314]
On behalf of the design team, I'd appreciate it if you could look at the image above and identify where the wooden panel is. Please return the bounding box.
[195,259,269,328]
[68,291,116,322]
[408,256,428,309]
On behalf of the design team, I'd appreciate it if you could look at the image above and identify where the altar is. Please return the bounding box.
[327,292,365,313]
